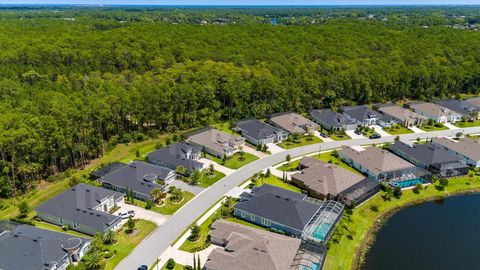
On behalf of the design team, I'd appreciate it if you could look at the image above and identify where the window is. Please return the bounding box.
[261,218,271,226]
[241,211,246,218]
[250,214,255,221]
[59,218,63,224]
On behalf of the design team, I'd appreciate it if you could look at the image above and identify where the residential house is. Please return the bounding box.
[204,220,302,270]
[391,141,469,177]
[338,146,429,187]
[432,137,480,168]
[409,102,462,123]
[185,127,245,158]
[147,142,203,175]
[376,104,426,127]
[0,222,91,270]
[98,161,175,201]
[341,105,381,126]
[234,184,344,243]
[234,119,288,146]
[89,162,126,180]
[36,183,123,236]
[310,109,357,132]
[269,112,319,135]
[291,157,367,201]
[435,99,480,120]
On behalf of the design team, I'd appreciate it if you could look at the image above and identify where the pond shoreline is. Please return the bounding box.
[351,188,480,270]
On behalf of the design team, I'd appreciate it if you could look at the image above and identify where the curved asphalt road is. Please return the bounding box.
[116,127,480,270]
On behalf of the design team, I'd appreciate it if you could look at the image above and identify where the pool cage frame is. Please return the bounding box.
[302,200,345,244]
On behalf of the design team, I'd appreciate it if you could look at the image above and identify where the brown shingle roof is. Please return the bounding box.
[269,112,318,134]
[205,220,301,270]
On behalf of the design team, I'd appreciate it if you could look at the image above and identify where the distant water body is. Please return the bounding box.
[361,194,480,270]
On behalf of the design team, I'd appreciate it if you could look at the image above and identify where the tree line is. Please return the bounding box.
[1,9,480,198]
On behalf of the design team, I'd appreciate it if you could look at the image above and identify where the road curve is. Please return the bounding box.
[115,127,480,270]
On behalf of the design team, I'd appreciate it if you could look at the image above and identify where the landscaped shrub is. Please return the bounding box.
[166,258,176,269]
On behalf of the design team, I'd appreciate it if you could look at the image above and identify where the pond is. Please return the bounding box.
[361,194,480,270]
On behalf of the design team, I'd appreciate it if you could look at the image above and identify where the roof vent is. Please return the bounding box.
[86,189,90,192]
[33,239,38,242]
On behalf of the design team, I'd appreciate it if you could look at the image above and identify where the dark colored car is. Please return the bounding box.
[369,134,381,139]
[320,132,329,138]
[354,129,362,135]
[137,265,148,270]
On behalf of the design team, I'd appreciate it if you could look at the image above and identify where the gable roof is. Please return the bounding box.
[35,184,122,233]
[339,146,415,175]
[391,141,466,167]
[341,105,379,122]
[99,161,173,196]
[269,112,318,134]
[146,142,203,172]
[205,220,301,270]
[235,184,321,232]
[0,223,90,270]
[292,157,365,197]
[435,99,480,116]
[310,109,356,128]
[377,104,426,124]
[409,102,460,118]
[432,137,480,161]
[235,119,286,140]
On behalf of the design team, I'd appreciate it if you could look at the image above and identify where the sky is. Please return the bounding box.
[2,0,480,5]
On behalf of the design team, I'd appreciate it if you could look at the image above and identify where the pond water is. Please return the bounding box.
[361,194,480,270]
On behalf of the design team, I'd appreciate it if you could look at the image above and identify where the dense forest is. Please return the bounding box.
[1,6,480,198]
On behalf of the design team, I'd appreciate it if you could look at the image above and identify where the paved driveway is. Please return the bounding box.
[199,158,235,175]
[345,130,366,139]
[409,126,425,133]
[371,125,391,137]
[266,143,285,154]
[242,145,269,158]
[444,123,459,130]
[115,201,169,226]
[168,180,204,195]
[115,126,480,270]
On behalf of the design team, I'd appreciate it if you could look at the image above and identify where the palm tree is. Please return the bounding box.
[175,165,187,175]
[150,188,165,204]
[169,187,184,203]
[84,250,103,270]
[103,230,117,245]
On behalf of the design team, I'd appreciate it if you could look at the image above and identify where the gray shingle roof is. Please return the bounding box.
[391,141,467,167]
[235,119,286,140]
[467,97,480,107]
[310,109,356,128]
[147,142,203,172]
[235,184,321,232]
[341,105,379,123]
[433,137,480,161]
[435,99,480,116]
[36,184,122,232]
[0,223,90,270]
[100,161,173,196]
[205,220,301,270]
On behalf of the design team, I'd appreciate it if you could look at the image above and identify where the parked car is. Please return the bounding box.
[137,265,148,270]
[369,134,381,139]
[118,210,135,219]
[320,132,329,138]
[354,129,362,135]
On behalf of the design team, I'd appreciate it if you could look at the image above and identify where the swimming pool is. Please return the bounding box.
[391,178,424,188]
[301,262,321,270]
[311,223,332,241]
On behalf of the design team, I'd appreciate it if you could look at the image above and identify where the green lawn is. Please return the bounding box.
[361,129,376,137]
[207,152,258,169]
[105,219,157,270]
[35,221,91,238]
[135,191,194,215]
[454,120,480,128]
[179,211,219,252]
[278,160,301,172]
[419,122,449,131]
[329,133,351,141]
[211,122,236,135]
[256,175,302,193]
[324,174,480,270]
[278,135,323,149]
[383,125,413,135]
[199,170,225,188]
